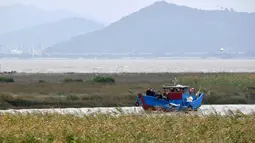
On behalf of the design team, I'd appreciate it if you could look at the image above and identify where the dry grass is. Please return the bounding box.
[0,112,255,142]
[0,72,254,109]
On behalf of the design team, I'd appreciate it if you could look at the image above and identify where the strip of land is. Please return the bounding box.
[0,72,255,109]
[1,105,255,116]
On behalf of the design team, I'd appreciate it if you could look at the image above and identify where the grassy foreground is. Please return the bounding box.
[0,72,255,109]
[0,113,255,142]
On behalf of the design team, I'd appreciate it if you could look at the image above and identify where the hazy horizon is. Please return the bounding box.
[1,0,255,24]
[1,0,254,56]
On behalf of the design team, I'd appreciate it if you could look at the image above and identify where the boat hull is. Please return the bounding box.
[136,93,204,112]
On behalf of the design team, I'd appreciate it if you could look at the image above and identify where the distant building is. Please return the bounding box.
[31,48,43,56]
[10,49,23,55]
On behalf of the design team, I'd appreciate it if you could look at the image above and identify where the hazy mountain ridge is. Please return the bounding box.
[0,17,104,53]
[46,1,255,54]
[0,4,105,53]
[0,4,88,34]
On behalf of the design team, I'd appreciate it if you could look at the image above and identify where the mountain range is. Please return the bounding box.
[0,4,104,53]
[0,4,84,34]
[0,17,104,53]
[45,1,255,54]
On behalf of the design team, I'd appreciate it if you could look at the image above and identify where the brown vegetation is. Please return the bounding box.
[0,72,254,109]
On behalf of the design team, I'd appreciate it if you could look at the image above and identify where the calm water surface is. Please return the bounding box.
[0,59,254,73]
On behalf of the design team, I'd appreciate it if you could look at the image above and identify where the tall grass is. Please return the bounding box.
[88,75,115,83]
[63,78,83,83]
[0,77,14,83]
[0,113,254,142]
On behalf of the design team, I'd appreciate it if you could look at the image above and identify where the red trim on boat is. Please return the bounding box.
[138,93,166,111]
[138,93,150,109]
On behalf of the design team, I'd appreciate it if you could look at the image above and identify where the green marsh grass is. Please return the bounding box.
[0,77,14,83]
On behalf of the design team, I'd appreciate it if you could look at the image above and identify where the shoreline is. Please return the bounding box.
[1,71,255,75]
[1,105,255,115]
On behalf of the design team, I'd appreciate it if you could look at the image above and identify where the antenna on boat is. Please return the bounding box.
[196,84,202,96]
[172,77,177,86]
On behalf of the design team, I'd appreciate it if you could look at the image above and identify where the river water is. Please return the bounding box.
[0,59,254,73]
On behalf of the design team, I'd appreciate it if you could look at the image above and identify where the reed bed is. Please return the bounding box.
[0,111,255,143]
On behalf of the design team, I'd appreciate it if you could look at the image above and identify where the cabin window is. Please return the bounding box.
[183,88,189,94]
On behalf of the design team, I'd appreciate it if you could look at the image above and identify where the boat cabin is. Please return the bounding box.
[162,85,190,100]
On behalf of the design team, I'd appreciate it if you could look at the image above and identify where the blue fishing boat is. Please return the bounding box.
[135,84,204,112]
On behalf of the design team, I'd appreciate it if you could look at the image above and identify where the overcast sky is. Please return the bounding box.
[1,0,254,23]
